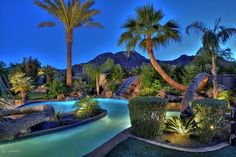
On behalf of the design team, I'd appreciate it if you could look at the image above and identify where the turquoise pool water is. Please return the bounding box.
[22,100,78,113]
[0,98,130,157]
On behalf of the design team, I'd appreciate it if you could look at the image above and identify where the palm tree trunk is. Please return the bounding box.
[96,76,99,96]
[21,90,26,101]
[46,75,51,84]
[145,36,187,91]
[66,30,73,87]
[211,52,218,98]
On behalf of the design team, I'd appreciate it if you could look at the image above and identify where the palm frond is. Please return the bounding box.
[217,27,236,43]
[186,22,207,35]
[38,21,56,28]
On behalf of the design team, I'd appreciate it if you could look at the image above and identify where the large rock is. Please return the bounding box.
[120,79,141,99]
[57,94,65,100]
[181,72,209,117]
[0,105,55,141]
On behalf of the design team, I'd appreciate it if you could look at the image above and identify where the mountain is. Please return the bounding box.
[58,51,195,75]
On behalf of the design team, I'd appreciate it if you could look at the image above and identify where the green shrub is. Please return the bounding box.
[139,80,163,96]
[76,96,100,119]
[129,96,168,138]
[191,99,227,143]
[107,81,121,93]
[165,116,196,137]
[46,80,67,99]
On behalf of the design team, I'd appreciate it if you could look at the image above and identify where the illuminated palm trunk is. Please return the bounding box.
[66,30,73,87]
[211,52,218,98]
[96,76,100,95]
[146,36,187,91]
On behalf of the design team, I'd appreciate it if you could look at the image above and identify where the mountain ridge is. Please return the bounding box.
[58,51,195,74]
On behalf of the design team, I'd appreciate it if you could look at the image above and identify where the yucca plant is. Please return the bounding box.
[53,111,63,126]
[165,116,196,137]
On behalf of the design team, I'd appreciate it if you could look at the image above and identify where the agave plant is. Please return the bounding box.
[165,116,196,137]
[53,111,63,126]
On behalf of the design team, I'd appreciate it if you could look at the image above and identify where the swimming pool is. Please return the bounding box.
[0,98,131,157]
[21,100,79,113]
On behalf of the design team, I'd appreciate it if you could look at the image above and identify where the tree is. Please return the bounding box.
[0,61,6,75]
[34,0,102,87]
[9,57,41,84]
[9,72,34,101]
[118,4,187,91]
[43,65,56,84]
[186,18,236,98]
[84,59,114,95]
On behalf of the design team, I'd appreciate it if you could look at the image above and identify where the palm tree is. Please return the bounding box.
[118,4,187,91]
[9,72,34,101]
[84,59,114,95]
[186,18,236,98]
[43,65,56,84]
[34,0,102,87]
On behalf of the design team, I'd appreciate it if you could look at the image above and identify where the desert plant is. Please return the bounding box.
[192,98,228,143]
[84,58,114,95]
[165,116,196,137]
[217,90,234,112]
[76,96,100,119]
[43,65,56,84]
[186,18,236,98]
[129,96,168,138]
[10,57,41,84]
[53,111,63,126]
[34,0,102,87]
[118,4,189,91]
[46,80,67,99]
[9,72,34,101]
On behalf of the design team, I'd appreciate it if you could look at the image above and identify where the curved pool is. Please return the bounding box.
[0,98,130,157]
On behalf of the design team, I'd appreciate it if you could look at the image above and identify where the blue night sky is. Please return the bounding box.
[0,0,236,69]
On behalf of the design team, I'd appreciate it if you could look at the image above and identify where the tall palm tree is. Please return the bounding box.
[84,59,114,95]
[118,4,187,91]
[186,18,236,98]
[34,0,102,87]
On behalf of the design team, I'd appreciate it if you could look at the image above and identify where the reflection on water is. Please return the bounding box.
[0,98,131,157]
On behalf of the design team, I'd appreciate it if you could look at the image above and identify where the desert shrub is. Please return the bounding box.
[128,96,168,138]
[181,64,203,85]
[192,99,227,143]
[165,116,196,137]
[46,80,66,99]
[139,80,163,96]
[107,81,120,92]
[75,96,100,119]
[217,90,235,112]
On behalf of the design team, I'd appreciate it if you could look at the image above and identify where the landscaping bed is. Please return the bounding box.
[106,138,236,157]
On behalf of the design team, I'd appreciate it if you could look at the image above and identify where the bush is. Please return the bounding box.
[128,96,168,138]
[46,80,67,99]
[191,99,228,143]
[75,96,100,119]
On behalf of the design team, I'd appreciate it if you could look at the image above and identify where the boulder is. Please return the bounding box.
[57,94,65,100]
[0,105,55,141]
[77,91,82,97]
[120,79,140,99]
